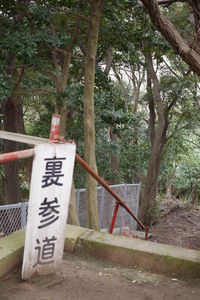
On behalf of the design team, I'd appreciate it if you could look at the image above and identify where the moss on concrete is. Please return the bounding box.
[75,230,200,279]
[0,230,25,278]
[1,225,200,280]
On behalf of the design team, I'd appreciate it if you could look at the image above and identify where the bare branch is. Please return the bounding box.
[39,69,60,90]
[112,64,130,103]
[162,58,181,78]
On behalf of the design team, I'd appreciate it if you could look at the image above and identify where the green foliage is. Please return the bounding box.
[173,151,200,200]
[0,74,11,100]
[1,0,200,206]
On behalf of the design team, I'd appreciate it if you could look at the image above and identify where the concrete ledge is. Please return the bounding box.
[64,224,92,252]
[0,225,91,278]
[75,230,200,279]
[0,229,25,278]
[1,225,200,279]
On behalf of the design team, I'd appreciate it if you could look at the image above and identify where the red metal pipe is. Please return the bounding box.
[109,201,119,234]
[49,114,61,142]
[0,125,148,237]
[75,153,146,231]
[0,148,34,164]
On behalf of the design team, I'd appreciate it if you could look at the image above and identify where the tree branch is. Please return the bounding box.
[13,88,55,95]
[146,69,156,146]
[143,48,165,129]
[158,0,185,5]
[49,5,89,22]
[162,58,181,78]
[39,69,60,90]
[140,0,200,75]
[112,64,130,103]
[14,68,25,92]
[104,47,113,76]
[167,115,185,140]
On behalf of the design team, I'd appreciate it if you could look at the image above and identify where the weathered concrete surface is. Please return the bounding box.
[0,229,25,278]
[64,225,92,252]
[0,225,92,278]
[1,225,200,279]
[75,230,200,279]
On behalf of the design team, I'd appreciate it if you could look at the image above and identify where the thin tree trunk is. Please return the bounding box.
[49,28,80,225]
[104,47,119,184]
[3,98,22,204]
[109,126,119,184]
[165,168,176,199]
[139,49,168,225]
[139,133,166,224]
[83,0,104,230]
[165,180,172,199]
[68,181,80,225]
[58,108,80,226]
[191,183,199,206]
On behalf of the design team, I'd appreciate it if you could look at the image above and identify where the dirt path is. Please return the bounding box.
[1,252,200,300]
[149,198,200,250]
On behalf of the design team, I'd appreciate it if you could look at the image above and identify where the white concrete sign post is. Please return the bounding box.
[22,143,76,280]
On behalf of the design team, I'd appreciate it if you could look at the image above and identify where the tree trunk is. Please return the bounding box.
[83,0,104,230]
[104,47,119,184]
[139,132,166,224]
[139,49,168,225]
[68,181,80,225]
[191,183,199,206]
[165,180,172,199]
[109,126,119,184]
[58,107,80,226]
[3,98,23,204]
[50,37,80,226]
[165,168,176,199]
[140,0,200,75]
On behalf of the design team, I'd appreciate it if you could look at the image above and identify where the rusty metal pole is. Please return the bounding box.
[109,201,120,234]
[0,112,148,239]
[0,149,34,164]
[75,153,146,232]
[49,114,61,142]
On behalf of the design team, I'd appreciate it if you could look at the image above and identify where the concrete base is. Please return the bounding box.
[0,229,25,278]
[0,225,200,279]
[75,230,200,279]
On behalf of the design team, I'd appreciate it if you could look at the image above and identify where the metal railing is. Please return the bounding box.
[0,184,140,237]
[78,184,140,232]
[0,114,148,239]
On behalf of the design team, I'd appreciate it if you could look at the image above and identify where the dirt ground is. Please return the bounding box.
[1,198,200,299]
[149,198,200,250]
[1,252,200,300]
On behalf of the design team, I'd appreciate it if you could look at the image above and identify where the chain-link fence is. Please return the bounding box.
[78,184,140,232]
[0,202,28,236]
[0,184,140,237]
